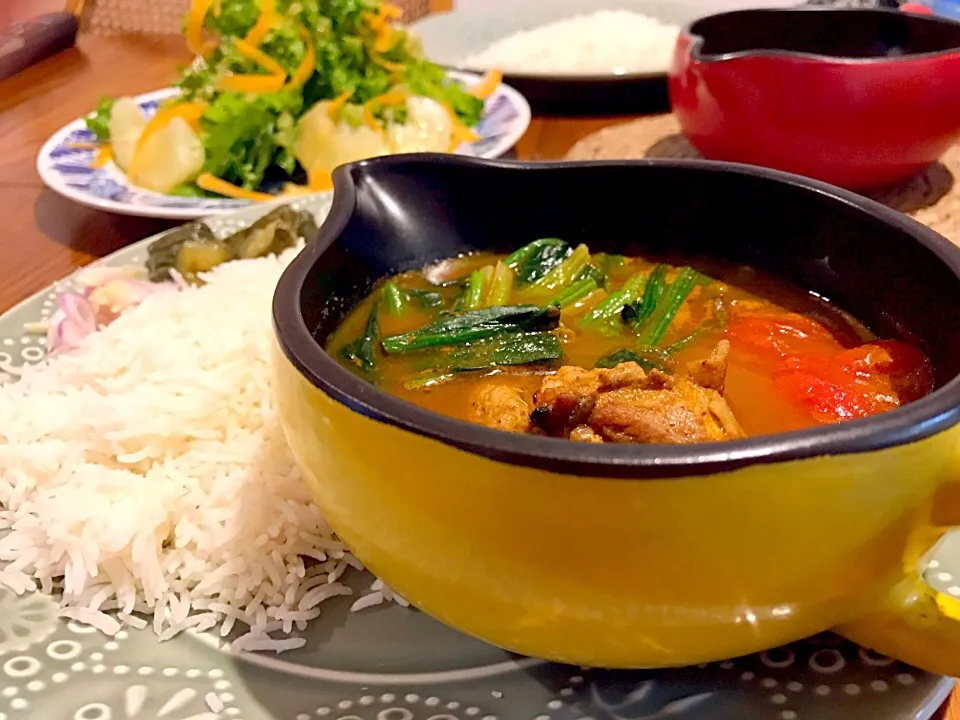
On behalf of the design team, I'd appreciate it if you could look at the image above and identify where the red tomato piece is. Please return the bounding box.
[773,370,887,423]
[727,311,933,425]
[726,312,845,362]
[773,340,934,425]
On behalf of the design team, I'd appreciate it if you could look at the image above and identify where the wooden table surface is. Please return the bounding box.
[0,19,957,720]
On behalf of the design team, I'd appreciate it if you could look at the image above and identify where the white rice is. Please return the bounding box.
[0,246,401,650]
[460,10,680,76]
[205,692,225,713]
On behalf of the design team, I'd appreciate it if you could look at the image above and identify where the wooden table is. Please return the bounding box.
[0,25,957,720]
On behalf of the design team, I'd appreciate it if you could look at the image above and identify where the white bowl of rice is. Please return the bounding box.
[410,0,801,79]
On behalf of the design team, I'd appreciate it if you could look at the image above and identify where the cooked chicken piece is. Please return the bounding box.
[570,425,604,443]
[531,361,744,444]
[589,372,743,443]
[468,383,532,433]
[529,365,603,436]
[687,339,731,393]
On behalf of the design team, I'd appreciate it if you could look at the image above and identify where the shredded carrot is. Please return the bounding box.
[365,3,402,52]
[186,0,216,56]
[65,141,99,150]
[380,3,403,19]
[243,0,275,46]
[91,144,113,168]
[127,103,207,177]
[326,90,354,118]
[374,89,409,106]
[140,103,206,142]
[196,173,276,201]
[371,54,406,74]
[365,3,401,28]
[468,69,502,100]
[216,72,287,93]
[373,23,395,53]
[287,27,315,88]
[362,103,382,135]
[440,102,480,150]
[233,38,286,76]
[219,37,288,93]
[362,89,408,136]
[308,170,334,192]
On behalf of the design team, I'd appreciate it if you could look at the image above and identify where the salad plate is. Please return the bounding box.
[0,197,958,720]
[36,73,531,221]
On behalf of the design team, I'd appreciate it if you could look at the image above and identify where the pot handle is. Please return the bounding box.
[834,481,960,677]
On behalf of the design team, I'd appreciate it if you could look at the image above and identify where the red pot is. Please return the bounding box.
[669,8,960,190]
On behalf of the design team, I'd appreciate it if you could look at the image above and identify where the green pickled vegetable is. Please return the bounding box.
[381,305,560,354]
[146,222,218,282]
[176,240,233,277]
[224,205,316,259]
[146,204,316,284]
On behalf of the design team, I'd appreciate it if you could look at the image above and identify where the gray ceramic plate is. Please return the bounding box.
[0,197,957,719]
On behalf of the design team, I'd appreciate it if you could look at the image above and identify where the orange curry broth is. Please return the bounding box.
[328,252,934,438]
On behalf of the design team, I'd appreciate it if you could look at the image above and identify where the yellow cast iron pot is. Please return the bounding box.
[272,155,960,676]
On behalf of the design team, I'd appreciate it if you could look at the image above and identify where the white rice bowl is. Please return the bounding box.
[459,10,681,76]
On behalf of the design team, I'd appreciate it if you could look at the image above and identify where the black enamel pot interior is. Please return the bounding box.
[489,73,669,117]
[682,6,960,60]
[272,154,960,478]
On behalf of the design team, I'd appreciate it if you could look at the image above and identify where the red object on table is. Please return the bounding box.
[901,3,935,14]
[669,8,960,190]
[0,12,78,80]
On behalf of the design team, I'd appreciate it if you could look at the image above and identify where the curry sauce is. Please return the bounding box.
[328,245,933,441]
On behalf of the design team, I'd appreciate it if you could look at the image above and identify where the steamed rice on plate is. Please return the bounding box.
[0,213,401,652]
[459,10,681,76]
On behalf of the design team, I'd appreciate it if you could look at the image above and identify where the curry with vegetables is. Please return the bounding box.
[327,238,934,442]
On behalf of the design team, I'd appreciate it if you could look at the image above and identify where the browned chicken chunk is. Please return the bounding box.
[569,425,604,443]
[468,383,532,433]
[686,339,731,394]
[531,360,744,444]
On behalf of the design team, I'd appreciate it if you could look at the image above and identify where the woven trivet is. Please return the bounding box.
[566,114,960,248]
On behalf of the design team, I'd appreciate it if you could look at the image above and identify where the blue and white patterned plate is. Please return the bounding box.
[0,198,957,720]
[35,72,531,220]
